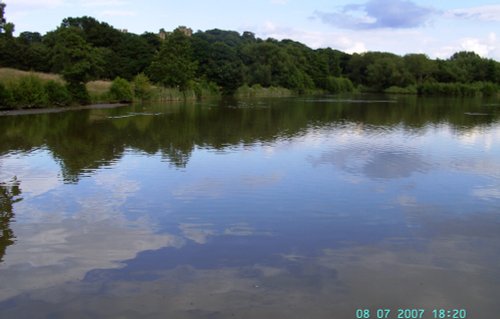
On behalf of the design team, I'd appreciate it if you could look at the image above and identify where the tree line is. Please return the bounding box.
[1,9,500,106]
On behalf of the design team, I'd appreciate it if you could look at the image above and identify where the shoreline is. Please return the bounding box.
[0,103,128,117]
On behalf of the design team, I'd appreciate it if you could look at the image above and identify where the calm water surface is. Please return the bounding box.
[0,95,499,318]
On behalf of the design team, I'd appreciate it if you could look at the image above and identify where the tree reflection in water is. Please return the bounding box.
[0,177,22,263]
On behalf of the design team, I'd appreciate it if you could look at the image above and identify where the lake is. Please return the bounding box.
[1,95,499,318]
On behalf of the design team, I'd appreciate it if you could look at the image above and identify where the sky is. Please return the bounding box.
[5,0,500,60]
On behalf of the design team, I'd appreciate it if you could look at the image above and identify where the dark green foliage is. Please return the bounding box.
[109,77,133,102]
[111,33,155,80]
[325,76,354,93]
[0,82,13,109]
[61,16,122,48]
[10,75,49,108]
[45,80,71,106]
[417,81,499,96]
[189,79,220,99]
[1,13,500,101]
[0,177,22,264]
[199,41,244,95]
[66,82,90,105]
[0,2,14,37]
[55,17,158,80]
[44,27,104,104]
[49,27,104,84]
[2,77,71,109]
[365,53,412,90]
[147,29,197,90]
[0,36,22,69]
[480,82,499,96]
[403,54,436,84]
[133,73,153,101]
[0,2,6,34]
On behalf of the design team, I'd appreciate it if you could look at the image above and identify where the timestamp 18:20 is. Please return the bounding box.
[355,308,467,319]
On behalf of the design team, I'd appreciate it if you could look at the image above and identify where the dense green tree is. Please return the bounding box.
[240,40,313,90]
[404,54,436,84]
[0,2,5,34]
[10,75,49,108]
[146,28,197,90]
[61,16,122,48]
[448,51,490,83]
[366,54,411,90]
[133,73,153,101]
[109,77,133,102]
[110,33,155,80]
[58,17,157,80]
[346,53,371,86]
[47,27,104,103]
[0,13,499,99]
[197,41,244,95]
[47,28,103,80]
[0,1,14,36]
[45,80,71,106]
[0,82,12,109]
[316,48,346,78]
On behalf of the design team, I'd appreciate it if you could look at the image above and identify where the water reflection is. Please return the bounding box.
[0,95,498,183]
[0,164,183,301]
[311,145,430,179]
[0,177,22,263]
[0,96,499,318]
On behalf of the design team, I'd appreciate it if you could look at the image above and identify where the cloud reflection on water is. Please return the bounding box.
[2,227,499,318]
[0,163,184,301]
[310,143,431,180]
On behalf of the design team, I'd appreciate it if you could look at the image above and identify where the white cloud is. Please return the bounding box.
[0,151,61,197]
[80,0,129,7]
[472,187,500,201]
[255,22,367,53]
[271,0,288,4]
[0,218,182,301]
[99,10,136,17]
[460,36,496,57]
[335,36,368,54]
[224,224,255,236]
[9,0,64,8]
[314,0,435,30]
[0,157,184,301]
[179,223,215,244]
[448,5,500,22]
[434,32,499,59]
[171,178,226,200]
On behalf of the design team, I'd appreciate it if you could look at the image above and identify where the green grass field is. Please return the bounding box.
[0,68,112,96]
[0,68,63,84]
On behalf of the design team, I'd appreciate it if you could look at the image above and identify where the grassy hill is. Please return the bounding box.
[0,68,111,96]
[0,68,63,84]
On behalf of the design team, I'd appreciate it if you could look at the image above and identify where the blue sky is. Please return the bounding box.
[5,0,500,60]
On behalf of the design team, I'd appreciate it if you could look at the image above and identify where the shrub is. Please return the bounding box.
[0,83,13,109]
[109,77,133,103]
[10,75,48,108]
[191,79,220,99]
[67,82,90,105]
[45,80,72,106]
[325,76,354,93]
[480,82,499,96]
[417,82,498,96]
[133,73,153,101]
[385,85,417,94]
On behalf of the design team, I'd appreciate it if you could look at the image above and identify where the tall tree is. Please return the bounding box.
[146,28,197,90]
[404,54,436,84]
[48,27,104,103]
[196,40,244,95]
